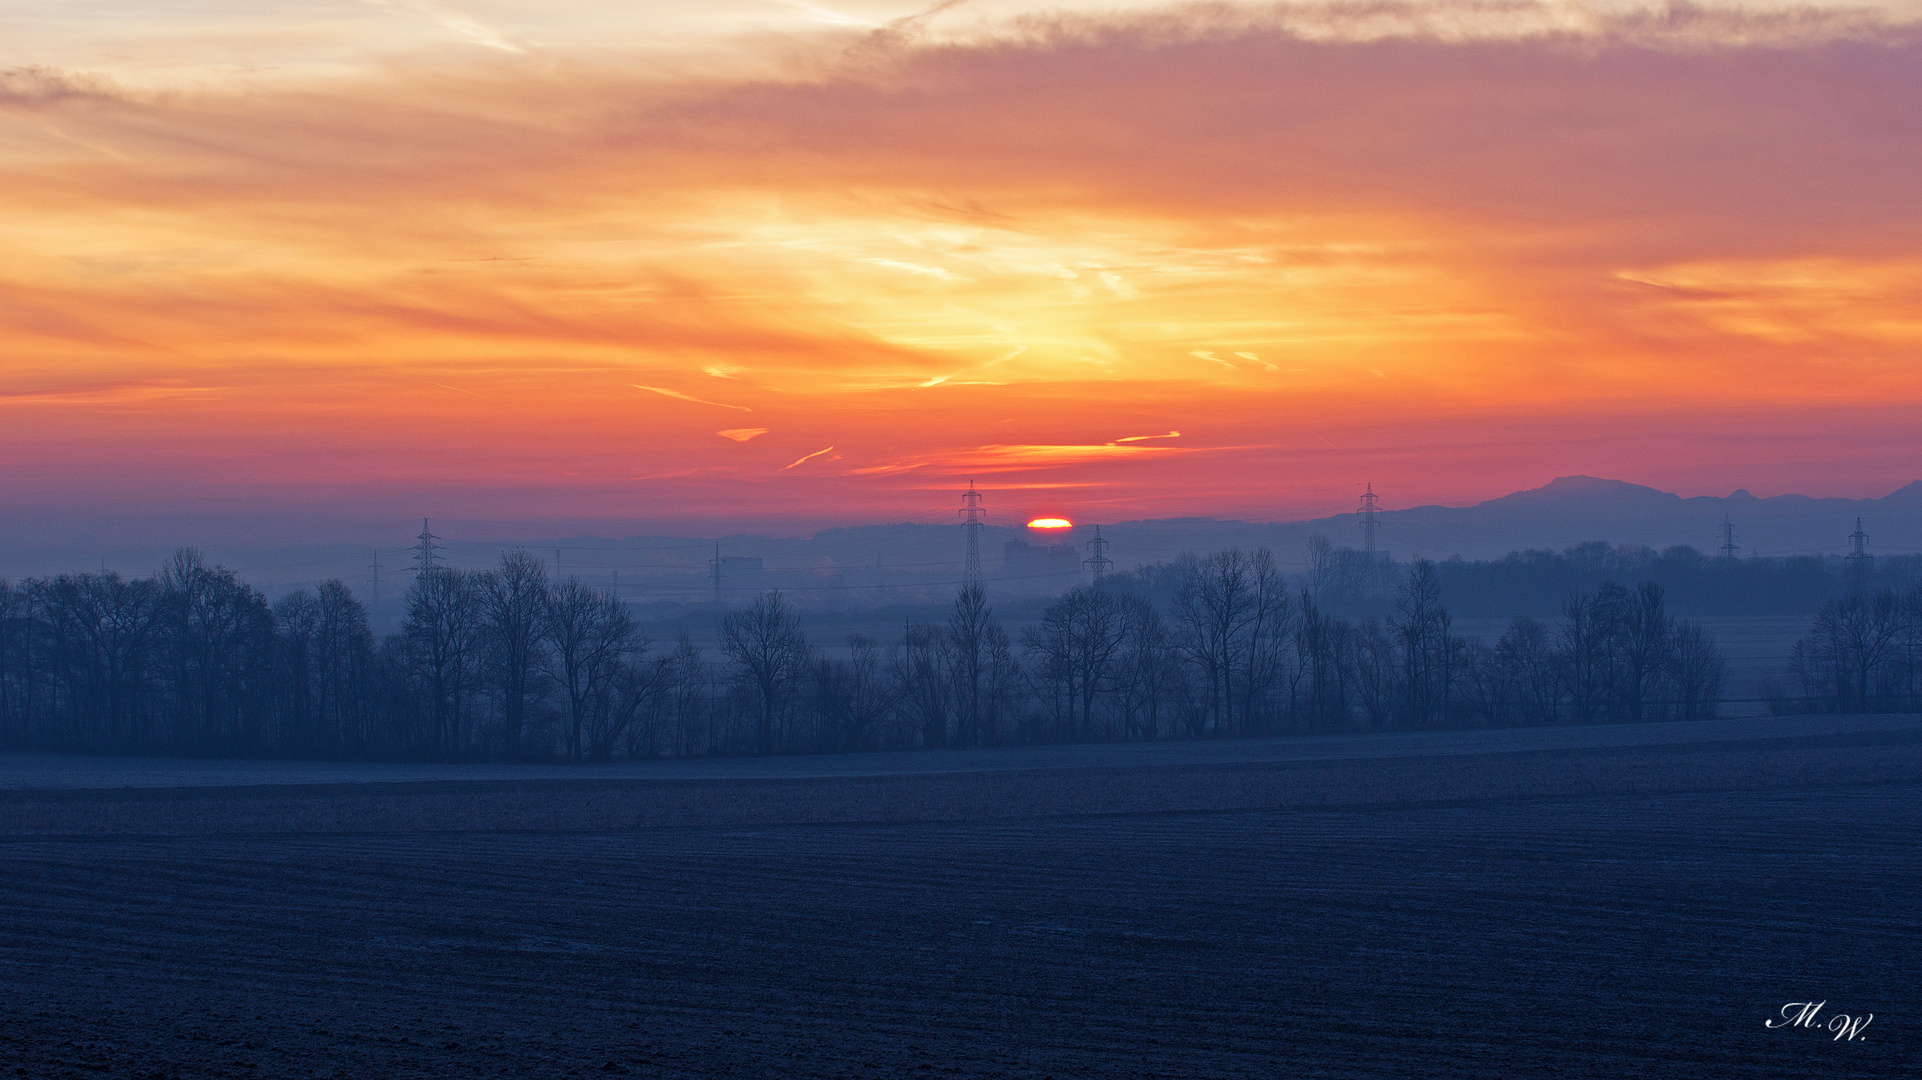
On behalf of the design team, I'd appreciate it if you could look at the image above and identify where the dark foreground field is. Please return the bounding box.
[0,721,1915,1078]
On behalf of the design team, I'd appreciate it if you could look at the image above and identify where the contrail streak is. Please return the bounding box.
[632,385,751,411]
[783,446,835,470]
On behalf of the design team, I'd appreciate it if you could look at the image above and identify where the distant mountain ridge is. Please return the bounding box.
[1084,476,1922,567]
[789,476,1921,575]
[5,477,1913,590]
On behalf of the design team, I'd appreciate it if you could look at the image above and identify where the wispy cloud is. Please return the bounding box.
[3,3,1920,527]
[366,1,525,53]
[428,380,491,400]
[0,379,216,406]
[853,439,1201,476]
[783,445,836,469]
[633,385,751,411]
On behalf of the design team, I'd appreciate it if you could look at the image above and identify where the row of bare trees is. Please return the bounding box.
[0,547,1730,760]
[0,552,291,755]
[0,550,659,759]
[1018,555,1727,740]
[1779,586,1922,713]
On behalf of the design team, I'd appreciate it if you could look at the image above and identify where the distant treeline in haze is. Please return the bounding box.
[1121,537,1922,619]
[1429,543,1922,618]
[0,545,1777,761]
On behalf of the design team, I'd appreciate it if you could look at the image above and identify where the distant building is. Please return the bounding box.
[1004,540,1081,584]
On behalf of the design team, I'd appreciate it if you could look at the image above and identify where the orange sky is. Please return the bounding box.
[3,1,1921,541]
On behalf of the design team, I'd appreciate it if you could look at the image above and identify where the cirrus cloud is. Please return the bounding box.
[2,1,1920,532]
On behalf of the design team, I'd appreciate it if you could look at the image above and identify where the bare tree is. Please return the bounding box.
[274,589,321,748]
[1114,595,1177,740]
[0,580,26,743]
[1457,638,1508,727]
[401,568,481,755]
[44,573,164,747]
[1304,535,1335,599]
[1897,586,1922,712]
[842,636,902,750]
[660,633,714,758]
[586,635,659,762]
[804,635,906,754]
[1351,620,1397,728]
[1239,549,1291,734]
[719,590,811,754]
[894,620,951,748]
[1293,592,1353,731]
[807,630,903,749]
[544,578,636,760]
[1171,549,1258,735]
[946,584,1007,748]
[1395,560,1457,728]
[1497,617,1559,725]
[480,550,548,755]
[276,583,373,753]
[1672,621,1725,719]
[1617,582,1675,722]
[1025,586,1128,742]
[1794,590,1903,712]
[1558,583,1625,724]
[317,581,374,748]
[160,551,276,750]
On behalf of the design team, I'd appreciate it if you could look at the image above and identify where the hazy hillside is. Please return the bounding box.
[1080,476,1921,569]
[4,476,1915,594]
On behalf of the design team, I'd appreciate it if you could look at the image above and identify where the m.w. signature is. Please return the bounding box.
[1766,1001,1872,1042]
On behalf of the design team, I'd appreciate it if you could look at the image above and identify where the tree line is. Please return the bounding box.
[1269,538,1921,619]
[0,547,1730,761]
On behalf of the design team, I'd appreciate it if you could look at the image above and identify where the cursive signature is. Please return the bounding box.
[1765,1001,1873,1042]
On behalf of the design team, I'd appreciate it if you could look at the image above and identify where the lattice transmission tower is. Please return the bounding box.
[1358,483,1382,556]
[413,519,444,576]
[1085,525,1112,583]
[960,481,986,588]
[1847,518,1872,567]
[1718,516,1739,565]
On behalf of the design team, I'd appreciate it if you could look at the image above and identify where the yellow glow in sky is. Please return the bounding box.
[2,1,1920,537]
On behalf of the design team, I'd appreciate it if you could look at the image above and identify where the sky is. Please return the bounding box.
[3,0,1921,545]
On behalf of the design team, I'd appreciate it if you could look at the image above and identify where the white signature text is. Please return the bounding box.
[1765,1001,1873,1042]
